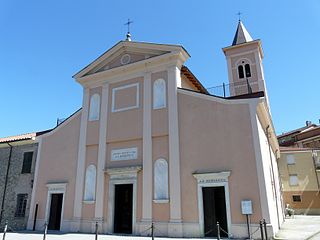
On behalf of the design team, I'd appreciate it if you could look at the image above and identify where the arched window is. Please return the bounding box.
[153,79,166,109]
[89,94,100,121]
[154,159,169,200]
[245,64,251,78]
[84,164,96,201]
[238,65,244,79]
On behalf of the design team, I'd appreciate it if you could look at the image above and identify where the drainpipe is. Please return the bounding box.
[266,125,281,229]
[0,142,13,225]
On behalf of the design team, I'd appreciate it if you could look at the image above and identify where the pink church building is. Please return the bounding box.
[27,22,283,238]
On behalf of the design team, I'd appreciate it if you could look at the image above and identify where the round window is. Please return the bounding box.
[120,54,131,65]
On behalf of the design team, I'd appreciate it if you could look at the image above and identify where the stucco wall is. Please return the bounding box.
[279,150,320,214]
[33,112,81,221]
[177,91,262,224]
[107,77,143,142]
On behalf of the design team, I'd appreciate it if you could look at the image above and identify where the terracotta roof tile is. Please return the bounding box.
[0,130,51,143]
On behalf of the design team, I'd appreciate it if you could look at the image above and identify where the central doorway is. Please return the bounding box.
[48,193,63,230]
[114,184,133,234]
[202,186,228,237]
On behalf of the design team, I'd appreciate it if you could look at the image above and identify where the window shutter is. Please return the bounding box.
[21,152,33,174]
[15,194,28,217]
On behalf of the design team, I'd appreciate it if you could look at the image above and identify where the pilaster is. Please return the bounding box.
[95,83,109,220]
[142,72,152,223]
[72,87,90,232]
[167,66,183,237]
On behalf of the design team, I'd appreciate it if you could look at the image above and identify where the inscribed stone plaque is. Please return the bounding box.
[111,147,138,161]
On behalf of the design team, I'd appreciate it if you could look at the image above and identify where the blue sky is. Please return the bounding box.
[1,0,320,137]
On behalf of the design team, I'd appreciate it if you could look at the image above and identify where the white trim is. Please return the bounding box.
[72,88,90,231]
[223,48,260,58]
[27,139,43,229]
[111,83,139,112]
[249,101,271,222]
[106,166,141,234]
[95,83,109,220]
[76,53,185,88]
[167,66,182,237]
[193,171,232,238]
[142,72,153,222]
[153,199,169,204]
[73,41,189,79]
[44,183,67,230]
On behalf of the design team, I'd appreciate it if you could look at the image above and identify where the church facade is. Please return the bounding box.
[27,22,283,238]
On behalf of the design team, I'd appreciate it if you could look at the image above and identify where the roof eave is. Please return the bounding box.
[73,41,190,80]
[222,39,264,58]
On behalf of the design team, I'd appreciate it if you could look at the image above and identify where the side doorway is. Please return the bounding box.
[48,193,63,230]
[45,183,66,231]
[202,186,228,237]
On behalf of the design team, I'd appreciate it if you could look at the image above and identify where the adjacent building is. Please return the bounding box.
[278,147,320,214]
[24,21,283,239]
[0,131,49,230]
[278,123,320,215]
[278,122,320,148]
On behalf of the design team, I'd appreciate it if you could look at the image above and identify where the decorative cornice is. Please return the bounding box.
[105,166,142,175]
[76,51,186,88]
[193,171,231,183]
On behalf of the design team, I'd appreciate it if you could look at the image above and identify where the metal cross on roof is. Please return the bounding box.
[124,18,133,41]
[125,18,133,33]
[237,11,242,22]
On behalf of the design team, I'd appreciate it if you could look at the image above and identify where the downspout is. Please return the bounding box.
[0,142,13,225]
[266,125,281,229]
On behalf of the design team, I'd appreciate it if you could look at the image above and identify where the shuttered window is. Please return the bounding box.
[21,152,33,174]
[15,194,28,217]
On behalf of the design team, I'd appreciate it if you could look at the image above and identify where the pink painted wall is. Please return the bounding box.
[34,112,81,220]
[178,92,262,224]
[107,77,143,142]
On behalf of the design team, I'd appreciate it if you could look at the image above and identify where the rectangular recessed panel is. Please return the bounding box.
[112,83,139,112]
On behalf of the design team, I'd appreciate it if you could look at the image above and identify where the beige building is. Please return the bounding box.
[278,147,320,214]
[26,21,283,238]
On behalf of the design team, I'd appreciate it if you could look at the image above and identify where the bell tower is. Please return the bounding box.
[223,21,269,106]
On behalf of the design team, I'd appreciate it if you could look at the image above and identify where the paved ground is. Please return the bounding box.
[2,216,320,240]
[275,215,320,240]
[1,232,209,240]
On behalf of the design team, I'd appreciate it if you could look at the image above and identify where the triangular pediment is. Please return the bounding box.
[73,41,189,79]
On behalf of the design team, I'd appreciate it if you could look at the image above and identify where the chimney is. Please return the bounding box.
[306,121,312,126]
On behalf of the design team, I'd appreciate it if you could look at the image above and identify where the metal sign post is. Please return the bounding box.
[241,200,253,239]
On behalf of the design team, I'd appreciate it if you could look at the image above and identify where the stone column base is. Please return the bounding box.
[69,218,81,232]
[168,220,183,237]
